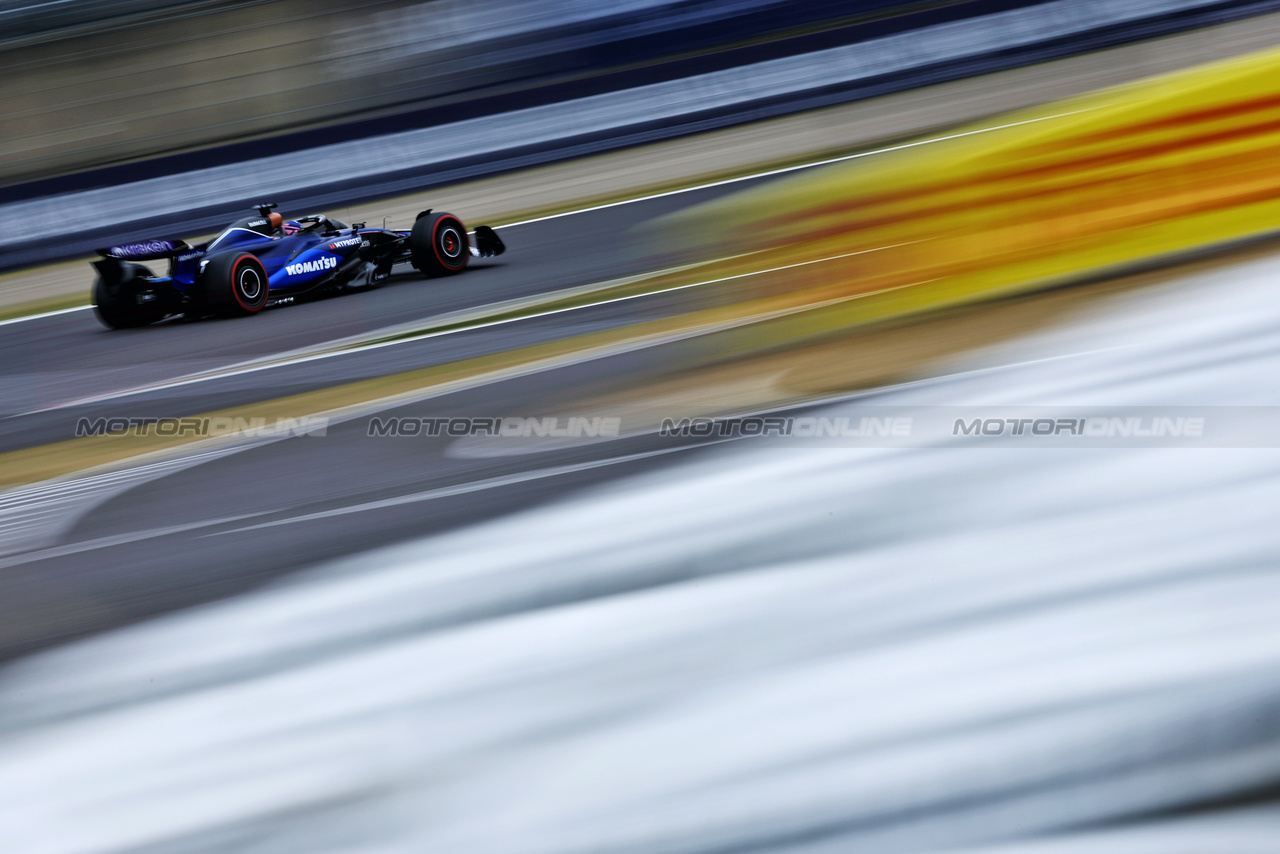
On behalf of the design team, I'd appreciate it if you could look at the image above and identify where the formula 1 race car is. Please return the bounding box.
[91,204,505,329]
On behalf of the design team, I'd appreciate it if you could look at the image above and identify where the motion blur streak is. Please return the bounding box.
[663,42,1280,348]
[2,218,1280,852]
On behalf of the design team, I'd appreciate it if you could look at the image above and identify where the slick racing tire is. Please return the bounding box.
[410,212,469,276]
[93,263,167,329]
[201,253,269,316]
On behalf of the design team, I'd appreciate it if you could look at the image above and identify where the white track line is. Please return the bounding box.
[3,107,1088,329]
[24,254,757,413]
[0,305,90,326]
[0,338,1130,564]
[499,108,1094,228]
[0,442,718,567]
[32,242,916,411]
[205,442,723,536]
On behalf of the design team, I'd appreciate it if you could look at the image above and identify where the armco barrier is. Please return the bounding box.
[661,43,1280,340]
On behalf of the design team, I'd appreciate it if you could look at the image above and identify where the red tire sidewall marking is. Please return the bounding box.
[230,255,264,312]
[432,217,467,271]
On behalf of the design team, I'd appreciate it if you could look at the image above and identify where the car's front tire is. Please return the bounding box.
[201,253,269,316]
[93,263,167,329]
[410,212,469,277]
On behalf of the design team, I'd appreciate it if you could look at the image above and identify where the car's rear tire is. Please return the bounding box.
[93,263,167,329]
[201,253,269,316]
[410,212,469,277]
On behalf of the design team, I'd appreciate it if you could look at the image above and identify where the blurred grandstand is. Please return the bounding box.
[3,0,1276,188]
[0,0,922,182]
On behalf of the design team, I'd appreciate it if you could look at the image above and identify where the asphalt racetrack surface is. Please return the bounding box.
[0,181,766,662]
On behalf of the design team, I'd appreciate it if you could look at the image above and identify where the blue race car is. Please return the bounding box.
[91,203,505,329]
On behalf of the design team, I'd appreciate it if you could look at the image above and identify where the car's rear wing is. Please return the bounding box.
[97,239,190,261]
